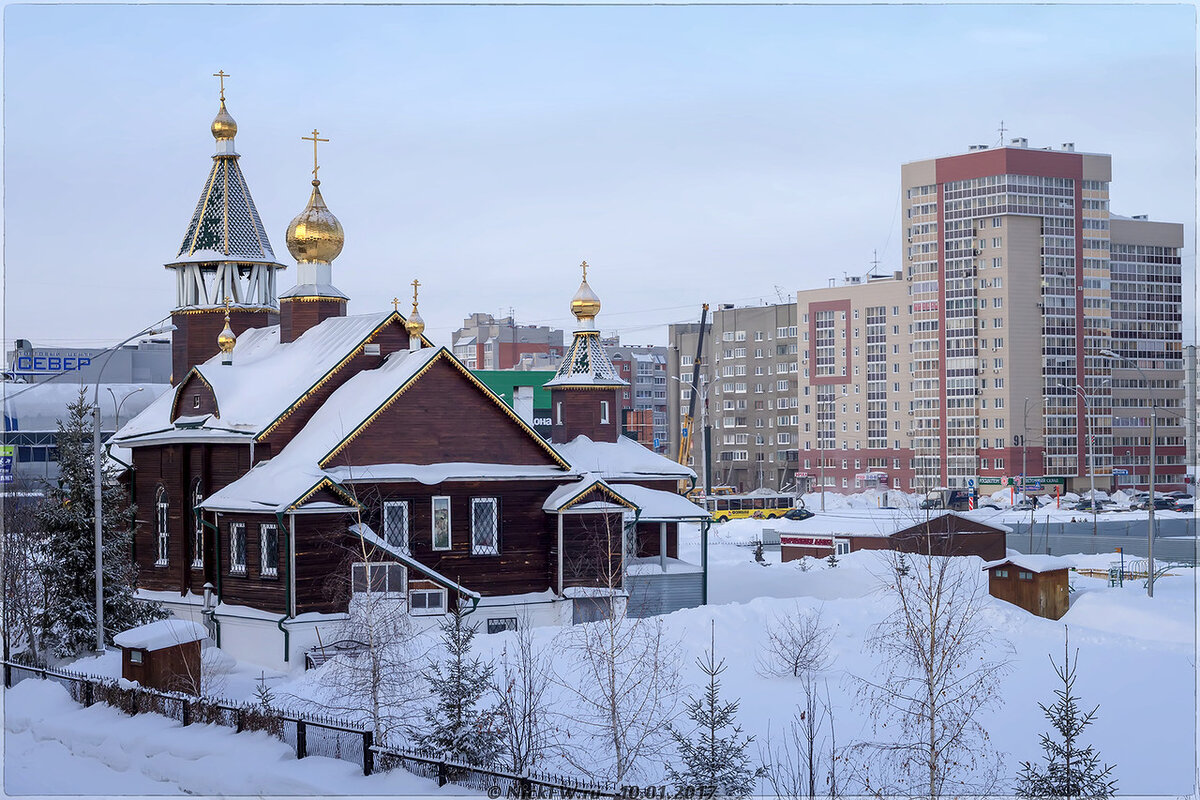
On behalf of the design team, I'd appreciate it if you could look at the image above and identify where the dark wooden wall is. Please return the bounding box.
[279,298,347,344]
[328,358,561,469]
[550,387,621,444]
[121,640,202,695]
[171,308,276,386]
[988,568,1069,620]
[634,522,678,559]
[172,373,218,420]
[208,513,288,613]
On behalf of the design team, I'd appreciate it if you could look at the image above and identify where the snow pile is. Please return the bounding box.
[112,620,208,651]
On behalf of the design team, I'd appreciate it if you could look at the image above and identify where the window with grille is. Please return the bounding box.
[230,522,246,575]
[260,523,278,578]
[471,498,499,555]
[191,480,203,569]
[487,617,518,634]
[351,562,406,596]
[383,501,410,554]
[155,487,169,567]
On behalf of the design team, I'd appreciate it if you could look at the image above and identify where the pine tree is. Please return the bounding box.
[254,671,275,708]
[35,390,164,657]
[666,624,765,798]
[826,551,839,568]
[895,551,911,578]
[1015,628,1117,800]
[412,603,502,767]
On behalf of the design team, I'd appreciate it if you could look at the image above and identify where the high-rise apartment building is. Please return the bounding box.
[667,302,799,491]
[450,313,564,370]
[791,140,1185,494]
[606,340,669,453]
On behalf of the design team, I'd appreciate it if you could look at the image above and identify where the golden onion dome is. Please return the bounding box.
[217,317,237,354]
[405,308,426,338]
[211,100,238,141]
[286,180,345,264]
[571,261,601,322]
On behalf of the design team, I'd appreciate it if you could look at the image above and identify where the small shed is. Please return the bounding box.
[779,512,1008,563]
[113,620,208,695]
[982,554,1071,620]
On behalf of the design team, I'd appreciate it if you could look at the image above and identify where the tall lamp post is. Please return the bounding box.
[1100,349,1156,598]
[92,322,174,652]
[1062,382,1097,537]
[107,387,145,431]
[671,372,711,604]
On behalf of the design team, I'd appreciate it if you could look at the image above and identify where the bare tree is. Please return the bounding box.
[756,604,835,678]
[554,511,683,783]
[2,485,48,663]
[492,610,560,773]
[851,549,1013,797]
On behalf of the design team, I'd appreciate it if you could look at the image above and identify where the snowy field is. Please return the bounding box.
[6,504,1196,796]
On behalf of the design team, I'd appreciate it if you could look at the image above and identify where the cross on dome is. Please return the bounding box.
[302,129,329,183]
[212,70,230,102]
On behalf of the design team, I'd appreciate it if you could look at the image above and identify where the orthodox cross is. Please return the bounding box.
[580,260,589,281]
[302,129,329,181]
[411,279,421,311]
[392,297,401,312]
[213,70,230,102]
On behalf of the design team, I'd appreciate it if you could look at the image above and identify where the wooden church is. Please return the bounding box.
[114,85,705,669]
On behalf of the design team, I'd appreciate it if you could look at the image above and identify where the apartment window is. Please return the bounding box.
[600,401,610,425]
[723,331,735,341]
[191,479,203,569]
[755,331,764,341]
[352,562,405,595]
[432,496,452,550]
[993,297,1003,308]
[229,522,246,575]
[992,217,1001,227]
[260,523,278,578]
[384,500,410,553]
[155,487,170,567]
[471,498,500,555]
[410,588,447,615]
[996,458,1005,470]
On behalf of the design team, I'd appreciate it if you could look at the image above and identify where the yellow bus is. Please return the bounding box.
[704,491,801,522]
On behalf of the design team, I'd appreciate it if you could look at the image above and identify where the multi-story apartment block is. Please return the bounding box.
[606,341,669,453]
[667,302,798,491]
[792,139,1185,494]
[450,313,564,370]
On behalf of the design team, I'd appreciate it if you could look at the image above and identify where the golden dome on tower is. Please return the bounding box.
[211,100,238,141]
[405,278,426,337]
[570,261,601,323]
[217,300,237,355]
[286,180,345,264]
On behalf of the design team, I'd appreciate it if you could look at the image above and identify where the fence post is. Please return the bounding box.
[235,707,244,733]
[362,730,373,776]
[181,699,191,726]
[437,758,448,787]
[296,720,307,759]
[519,776,532,799]
[82,680,94,708]
[3,662,10,689]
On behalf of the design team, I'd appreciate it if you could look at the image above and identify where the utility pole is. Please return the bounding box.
[1023,397,1032,552]
[700,372,711,605]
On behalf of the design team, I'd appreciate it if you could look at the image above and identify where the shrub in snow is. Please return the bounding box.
[665,624,765,797]
[411,604,502,768]
[1015,628,1117,800]
[825,552,839,568]
[756,605,834,679]
[492,612,559,773]
[36,390,165,656]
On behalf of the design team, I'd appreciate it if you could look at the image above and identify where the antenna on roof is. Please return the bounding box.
[773,285,787,303]
[997,119,1008,147]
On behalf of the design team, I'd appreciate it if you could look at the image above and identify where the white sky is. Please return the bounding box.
[3,4,1196,349]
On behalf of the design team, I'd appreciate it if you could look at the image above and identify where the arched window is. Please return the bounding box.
[191,479,203,569]
[155,486,169,567]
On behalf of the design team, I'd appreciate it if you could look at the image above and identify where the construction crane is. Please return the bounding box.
[676,304,709,474]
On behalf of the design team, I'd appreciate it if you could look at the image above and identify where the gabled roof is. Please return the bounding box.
[553,434,695,482]
[116,312,422,444]
[982,554,1072,573]
[171,154,279,265]
[608,483,708,521]
[543,474,639,513]
[890,511,1012,537]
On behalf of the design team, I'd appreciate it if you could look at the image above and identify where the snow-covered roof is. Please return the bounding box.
[609,483,708,521]
[328,462,576,484]
[545,331,627,388]
[543,475,637,513]
[982,553,1073,573]
[894,510,1013,535]
[554,434,695,481]
[348,523,481,601]
[280,283,350,301]
[115,312,396,443]
[2,382,169,431]
[113,620,208,651]
[173,153,279,264]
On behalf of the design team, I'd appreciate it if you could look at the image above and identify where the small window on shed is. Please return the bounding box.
[129,649,143,664]
[1018,571,1033,580]
[995,569,1008,578]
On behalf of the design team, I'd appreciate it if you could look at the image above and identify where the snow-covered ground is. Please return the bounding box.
[9,503,1196,796]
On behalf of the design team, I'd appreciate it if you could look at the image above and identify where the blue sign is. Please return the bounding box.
[681,427,688,437]
[967,479,975,487]
[13,354,92,374]
[653,437,660,448]
[1112,468,1129,476]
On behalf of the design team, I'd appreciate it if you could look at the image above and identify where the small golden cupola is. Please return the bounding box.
[406,279,425,350]
[209,70,239,156]
[217,296,236,365]
[570,260,602,327]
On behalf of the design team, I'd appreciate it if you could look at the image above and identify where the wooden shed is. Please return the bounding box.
[113,620,208,695]
[779,512,1008,563]
[982,555,1071,620]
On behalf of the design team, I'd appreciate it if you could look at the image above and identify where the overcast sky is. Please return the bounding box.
[3,3,1195,351]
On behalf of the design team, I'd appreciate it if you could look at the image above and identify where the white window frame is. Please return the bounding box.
[229,522,246,575]
[600,401,610,425]
[471,497,500,555]
[155,487,169,567]
[190,480,203,570]
[352,562,407,597]
[410,588,447,616]
[383,500,411,554]
[260,523,278,578]
[432,496,452,551]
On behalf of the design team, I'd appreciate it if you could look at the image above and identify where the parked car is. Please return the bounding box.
[1173,497,1194,512]
[1167,490,1191,500]
[783,507,815,521]
[978,501,1001,510]
[1134,497,1177,511]
[1073,500,1111,512]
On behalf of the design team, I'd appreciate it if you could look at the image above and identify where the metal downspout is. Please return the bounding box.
[275,510,291,662]
[198,510,222,646]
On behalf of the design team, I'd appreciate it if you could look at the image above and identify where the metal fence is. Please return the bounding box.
[374,746,619,797]
[1007,519,1199,563]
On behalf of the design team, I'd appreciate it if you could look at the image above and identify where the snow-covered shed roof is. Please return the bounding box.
[113,620,207,651]
[609,483,708,521]
[982,553,1073,573]
[553,435,695,482]
[349,523,481,602]
[327,462,575,484]
[542,475,638,513]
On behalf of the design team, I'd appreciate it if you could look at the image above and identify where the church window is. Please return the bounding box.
[432,497,452,550]
[351,562,405,595]
[600,401,610,425]
[383,501,410,554]
[155,487,169,567]
[471,498,499,556]
[230,522,246,575]
[260,523,278,578]
[191,479,203,569]
[556,402,562,425]
[192,394,201,409]
[410,588,447,616]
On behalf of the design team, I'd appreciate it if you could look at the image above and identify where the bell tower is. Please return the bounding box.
[545,262,628,444]
[165,72,285,384]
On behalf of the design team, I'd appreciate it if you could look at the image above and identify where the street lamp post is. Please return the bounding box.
[92,322,174,652]
[1100,349,1156,597]
[1063,383,1098,538]
[107,387,145,431]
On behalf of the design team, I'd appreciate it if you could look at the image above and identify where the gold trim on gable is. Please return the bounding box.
[290,477,362,511]
[170,367,221,420]
[279,295,348,303]
[559,481,637,513]
[170,305,277,316]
